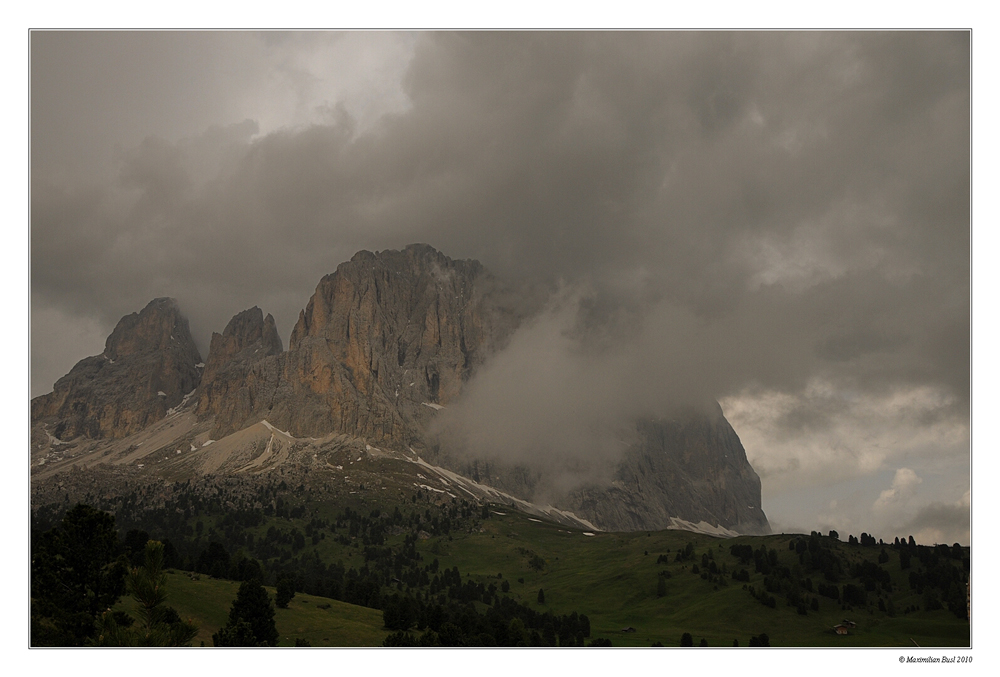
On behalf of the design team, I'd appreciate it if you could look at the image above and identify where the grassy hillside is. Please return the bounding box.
[117,571,388,647]
[420,512,969,647]
[112,507,968,647]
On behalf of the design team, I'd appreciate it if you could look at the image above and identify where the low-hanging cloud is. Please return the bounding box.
[874,468,923,510]
[429,284,730,490]
[30,32,970,540]
[902,490,971,546]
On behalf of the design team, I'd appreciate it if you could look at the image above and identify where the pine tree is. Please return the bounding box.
[31,504,128,646]
[213,619,258,647]
[95,541,198,646]
[213,579,279,646]
[276,576,296,608]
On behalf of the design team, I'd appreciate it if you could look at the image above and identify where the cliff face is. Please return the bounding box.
[565,407,770,534]
[31,246,770,534]
[31,298,202,440]
[195,307,283,437]
[434,405,770,535]
[208,244,535,444]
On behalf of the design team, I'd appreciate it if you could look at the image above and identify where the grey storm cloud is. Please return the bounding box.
[30,31,970,541]
[901,500,971,545]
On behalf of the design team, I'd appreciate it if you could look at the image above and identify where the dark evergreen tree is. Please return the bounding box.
[212,619,257,647]
[195,541,231,579]
[95,541,198,646]
[508,618,528,647]
[31,504,128,646]
[438,622,465,647]
[537,588,545,604]
[842,583,867,606]
[161,539,182,569]
[681,632,694,647]
[382,594,417,631]
[231,554,264,583]
[543,620,557,646]
[123,529,150,565]
[276,576,296,609]
[213,579,279,646]
[383,631,419,647]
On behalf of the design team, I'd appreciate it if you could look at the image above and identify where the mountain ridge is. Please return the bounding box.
[31,244,769,535]
[31,297,202,440]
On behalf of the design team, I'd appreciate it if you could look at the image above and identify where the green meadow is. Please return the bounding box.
[423,512,968,647]
[118,571,388,647]
[127,508,969,648]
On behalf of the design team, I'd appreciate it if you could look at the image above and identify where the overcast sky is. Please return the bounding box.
[30,31,971,545]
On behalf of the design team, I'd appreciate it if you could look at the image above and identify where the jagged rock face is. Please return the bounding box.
[213,244,535,444]
[195,307,284,437]
[30,247,771,535]
[565,407,770,534]
[433,404,769,535]
[30,298,202,440]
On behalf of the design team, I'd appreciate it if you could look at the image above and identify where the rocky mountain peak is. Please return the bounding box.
[103,297,196,361]
[195,306,284,436]
[31,298,202,440]
[289,244,486,353]
[566,408,770,534]
[31,247,770,534]
[207,307,282,371]
[267,244,533,443]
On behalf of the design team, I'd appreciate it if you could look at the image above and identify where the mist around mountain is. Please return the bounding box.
[31,244,768,536]
[30,247,975,651]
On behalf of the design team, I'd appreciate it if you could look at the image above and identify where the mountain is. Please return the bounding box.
[31,297,202,440]
[435,405,769,536]
[566,409,768,534]
[185,244,538,444]
[194,306,283,438]
[30,245,769,535]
